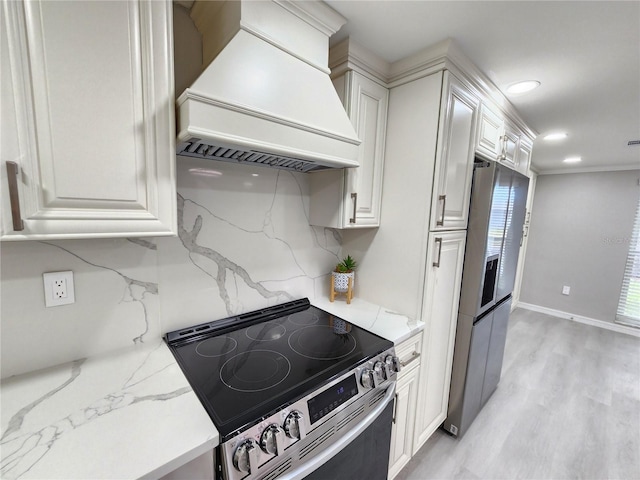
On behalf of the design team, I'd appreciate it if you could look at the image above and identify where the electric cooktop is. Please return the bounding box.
[165,298,392,440]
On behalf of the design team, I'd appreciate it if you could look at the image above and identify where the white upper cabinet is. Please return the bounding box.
[309,70,389,229]
[1,0,176,240]
[430,73,479,231]
[476,99,535,178]
[476,102,503,162]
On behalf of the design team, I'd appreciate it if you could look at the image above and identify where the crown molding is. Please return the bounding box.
[536,165,640,175]
[329,38,391,85]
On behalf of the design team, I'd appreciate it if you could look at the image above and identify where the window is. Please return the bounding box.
[616,195,640,327]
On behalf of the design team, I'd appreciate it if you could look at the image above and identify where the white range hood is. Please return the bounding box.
[176,0,361,173]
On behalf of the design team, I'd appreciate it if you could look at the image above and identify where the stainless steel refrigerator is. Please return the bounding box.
[444,159,529,438]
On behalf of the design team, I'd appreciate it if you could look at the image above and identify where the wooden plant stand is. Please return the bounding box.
[330,275,353,304]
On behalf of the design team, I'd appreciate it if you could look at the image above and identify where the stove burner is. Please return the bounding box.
[220,350,291,392]
[246,322,286,341]
[288,310,319,326]
[288,325,356,360]
[195,336,238,358]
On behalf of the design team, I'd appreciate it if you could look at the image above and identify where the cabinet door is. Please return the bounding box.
[430,72,479,231]
[512,171,536,306]
[1,1,176,240]
[344,71,389,227]
[476,102,503,162]
[388,361,420,480]
[308,71,388,229]
[413,231,466,452]
[516,137,533,176]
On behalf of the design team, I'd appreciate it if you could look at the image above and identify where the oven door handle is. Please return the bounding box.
[279,382,396,480]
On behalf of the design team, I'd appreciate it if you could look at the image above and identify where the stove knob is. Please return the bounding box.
[360,369,374,389]
[373,361,386,385]
[260,423,285,455]
[385,355,401,374]
[232,439,259,474]
[284,411,306,440]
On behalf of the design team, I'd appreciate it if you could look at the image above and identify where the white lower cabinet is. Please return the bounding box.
[413,231,466,453]
[1,0,176,240]
[388,332,422,480]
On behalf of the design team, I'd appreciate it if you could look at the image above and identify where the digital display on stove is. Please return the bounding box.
[308,374,359,424]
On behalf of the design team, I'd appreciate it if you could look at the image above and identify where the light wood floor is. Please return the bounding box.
[396,308,640,480]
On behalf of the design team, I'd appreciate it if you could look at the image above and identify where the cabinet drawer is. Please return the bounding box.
[395,332,422,374]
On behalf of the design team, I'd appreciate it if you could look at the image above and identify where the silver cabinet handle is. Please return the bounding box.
[400,351,421,368]
[433,237,443,267]
[498,134,507,161]
[349,192,357,224]
[436,194,446,226]
[6,161,24,231]
[520,225,529,247]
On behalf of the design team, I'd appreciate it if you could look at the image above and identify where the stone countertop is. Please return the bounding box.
[312,297,424,344]
[0,340,218,480]
[0,298,421,480]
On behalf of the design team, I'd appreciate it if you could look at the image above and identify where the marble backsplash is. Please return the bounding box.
[0,157,342,378]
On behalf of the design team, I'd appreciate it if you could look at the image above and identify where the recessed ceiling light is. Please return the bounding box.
[506,80,541,94]
[563,156,582,163]
[543,132,568,141]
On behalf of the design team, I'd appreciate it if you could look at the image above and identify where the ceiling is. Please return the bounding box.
[325,1,640,174]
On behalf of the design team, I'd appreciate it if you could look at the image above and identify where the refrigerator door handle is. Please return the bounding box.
[433,237,443,267]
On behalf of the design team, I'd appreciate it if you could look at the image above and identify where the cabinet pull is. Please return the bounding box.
[520,226,529,246]
[349,192,357,224]
[400,351,421,368]
[6,161,24,231]
[436,194,446,226]
[433,237,443,267]
[498,135,507,161]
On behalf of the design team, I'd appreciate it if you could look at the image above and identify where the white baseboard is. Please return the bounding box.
[515,302,640,338]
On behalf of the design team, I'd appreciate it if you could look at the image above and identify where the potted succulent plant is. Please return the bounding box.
[331,255,357,301]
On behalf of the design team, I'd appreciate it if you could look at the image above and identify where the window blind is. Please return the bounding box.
[616,195,640,327]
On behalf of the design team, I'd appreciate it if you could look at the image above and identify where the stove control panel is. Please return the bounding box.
[222,347,399,480]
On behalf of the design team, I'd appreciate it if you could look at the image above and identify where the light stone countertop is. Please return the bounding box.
[0,298,421,480]
[312,297,424,344]
[0,340,218,480]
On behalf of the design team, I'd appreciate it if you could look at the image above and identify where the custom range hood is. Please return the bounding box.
[176,0,361,173]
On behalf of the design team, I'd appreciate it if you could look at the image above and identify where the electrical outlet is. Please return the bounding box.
[562,285,571,295]
[43,271,75,307]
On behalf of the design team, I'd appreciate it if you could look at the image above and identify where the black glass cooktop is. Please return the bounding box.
[165,298,392,440]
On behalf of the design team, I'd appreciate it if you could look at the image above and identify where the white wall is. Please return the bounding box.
[520,169,640,323]
[0,160,342,378]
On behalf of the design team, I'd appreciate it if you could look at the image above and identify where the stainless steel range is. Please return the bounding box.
[165,298,399,480]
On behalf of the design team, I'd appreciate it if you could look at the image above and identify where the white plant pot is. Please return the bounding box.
[332,271,354,293]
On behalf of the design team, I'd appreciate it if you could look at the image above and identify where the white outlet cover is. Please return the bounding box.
[43,271,75,307]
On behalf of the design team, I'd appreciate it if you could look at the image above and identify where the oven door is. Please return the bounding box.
[280,383,395,480]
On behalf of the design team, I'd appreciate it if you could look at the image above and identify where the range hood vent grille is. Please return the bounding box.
[178,140,331,173]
